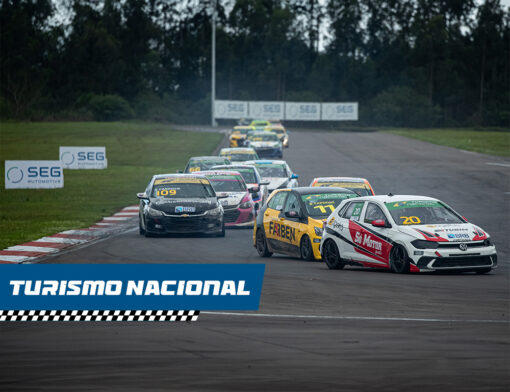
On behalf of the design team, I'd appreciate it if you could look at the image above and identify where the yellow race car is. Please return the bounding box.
[229,126,254,147]
[250,120,271,130]
[219,147,259,162]
[253,187,358,260]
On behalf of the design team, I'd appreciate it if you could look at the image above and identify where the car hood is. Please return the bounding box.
[149,198,217,214]
[262,177,289,190]
[398,223,488,242]
[217,191,248,208]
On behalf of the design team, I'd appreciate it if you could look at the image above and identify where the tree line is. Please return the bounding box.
[1,0,509,127]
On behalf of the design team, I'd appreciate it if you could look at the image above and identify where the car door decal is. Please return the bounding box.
[325,227,386,265]
[348,221,392,263]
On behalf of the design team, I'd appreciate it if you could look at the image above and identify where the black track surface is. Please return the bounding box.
[1,130,509,391]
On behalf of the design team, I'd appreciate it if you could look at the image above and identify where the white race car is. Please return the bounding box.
[244,160,299,194]
[320,195,497,274]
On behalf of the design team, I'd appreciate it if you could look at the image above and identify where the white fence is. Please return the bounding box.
[214,100,358,121]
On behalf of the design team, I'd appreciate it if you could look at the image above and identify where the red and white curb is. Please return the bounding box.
[0,205,139,264]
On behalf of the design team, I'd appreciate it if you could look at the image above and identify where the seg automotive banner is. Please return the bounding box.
[5,160,63,189]
[248,101,284,119]
[60,146,107,169]
[0,264,265,318]
[284,102,321,121]
[214,100,249,119]
[321,102,358,121]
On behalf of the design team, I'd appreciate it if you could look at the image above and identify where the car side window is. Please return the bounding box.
[342,202,364,221]
[364,203,387,223]
[268,191,288,211]
[283,193,301,215]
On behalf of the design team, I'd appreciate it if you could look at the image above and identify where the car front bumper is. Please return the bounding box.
[223,206,255,227]
[145,213,223,234]
[410,245,497,271]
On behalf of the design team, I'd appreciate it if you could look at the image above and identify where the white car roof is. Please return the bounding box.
[220,147,256,153]
[353,195,440,204]
[244,160,287,166]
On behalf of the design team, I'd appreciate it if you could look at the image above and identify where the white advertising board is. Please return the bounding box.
[59,146,107,169]
[214,100,248,119]
[248,101,284,119]
[5,160,64,189]
[321,102,359,121]
[284,102,321,121]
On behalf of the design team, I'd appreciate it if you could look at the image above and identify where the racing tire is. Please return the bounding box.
[216,222,226,237]
[475,268,491,274]
[300,235,315,261]
[256,229,273,257]
[139,216,146,235]
[322,239,345,270]
[390,245,410,274]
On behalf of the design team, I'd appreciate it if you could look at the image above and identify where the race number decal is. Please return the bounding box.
[400,216,421,225]
[313,204,335,214]
[156,189,177,197]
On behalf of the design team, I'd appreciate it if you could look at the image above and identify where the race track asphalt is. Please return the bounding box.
[1,130,509,391]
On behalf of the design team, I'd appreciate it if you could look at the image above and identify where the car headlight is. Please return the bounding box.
[239,201,252,209]
[411,239,438,249]
[314,226,323,236]
[147,206,164,217]
[205,205,222,215]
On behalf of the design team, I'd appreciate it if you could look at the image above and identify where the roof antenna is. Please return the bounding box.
[388,193,394,197]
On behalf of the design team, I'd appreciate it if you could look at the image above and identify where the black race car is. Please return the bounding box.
[137,174,227,237]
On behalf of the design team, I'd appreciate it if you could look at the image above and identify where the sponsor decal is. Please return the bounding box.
[59,147,107,170]
[348,221,392,261]
[175,206,196,213]
[459,243,468,251]
[268,221,296,242]
[5,160,63,189]
[447,233,470,239]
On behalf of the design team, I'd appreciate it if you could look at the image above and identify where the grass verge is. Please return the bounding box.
[0,122,223,249]
[389,128,510,157]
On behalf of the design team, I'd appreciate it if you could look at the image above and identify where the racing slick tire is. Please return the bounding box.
[139,217,146,235]
[216,222,226,237]
[300,235,315,261]
[256,229,273,257]
[475,268,491,274]
[322,239,345,270]
[390,245,410,274]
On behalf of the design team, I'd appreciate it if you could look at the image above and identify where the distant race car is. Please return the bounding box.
[229,126,254,147]
[250,119,271,130]
[244,160,299,194]
[219,147,259,162]
[211,164,269,207]
[320,195,497,274]
[137,174,226,237]
[183,156,231,173]
[245,131,283,158]
[265,125,289,148]
[253,187,359,260]
[310,177,375,196]
[196,170,256,228]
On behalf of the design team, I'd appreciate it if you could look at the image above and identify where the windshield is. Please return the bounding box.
[385,200,464,225]
[152,181,215,198]
[223,153,258,162]
[207,175,246,192]
[186,159,227,172]
[230,168,257,183]
[249,133,278,142]
[316,182,372,196]
[255,165,287,178]
[302,193,358,218]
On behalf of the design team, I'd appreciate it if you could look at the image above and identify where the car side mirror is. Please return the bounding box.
[177,170,183,173]
[372,219,390,228]
[249,186,260,193]
[291,173,299,179]
[254,202,259,210]
[285,210,299,218]
[137,192,149,200]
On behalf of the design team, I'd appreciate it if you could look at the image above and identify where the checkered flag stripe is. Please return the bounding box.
[0,310,199,322]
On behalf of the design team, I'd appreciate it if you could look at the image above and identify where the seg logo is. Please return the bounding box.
[59,147,107,169]
[5,160,64,189]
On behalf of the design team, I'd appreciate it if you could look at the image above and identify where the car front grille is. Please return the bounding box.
[224,208,240,223]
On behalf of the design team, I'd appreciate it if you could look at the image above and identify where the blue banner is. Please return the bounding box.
[0,264,265,310]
